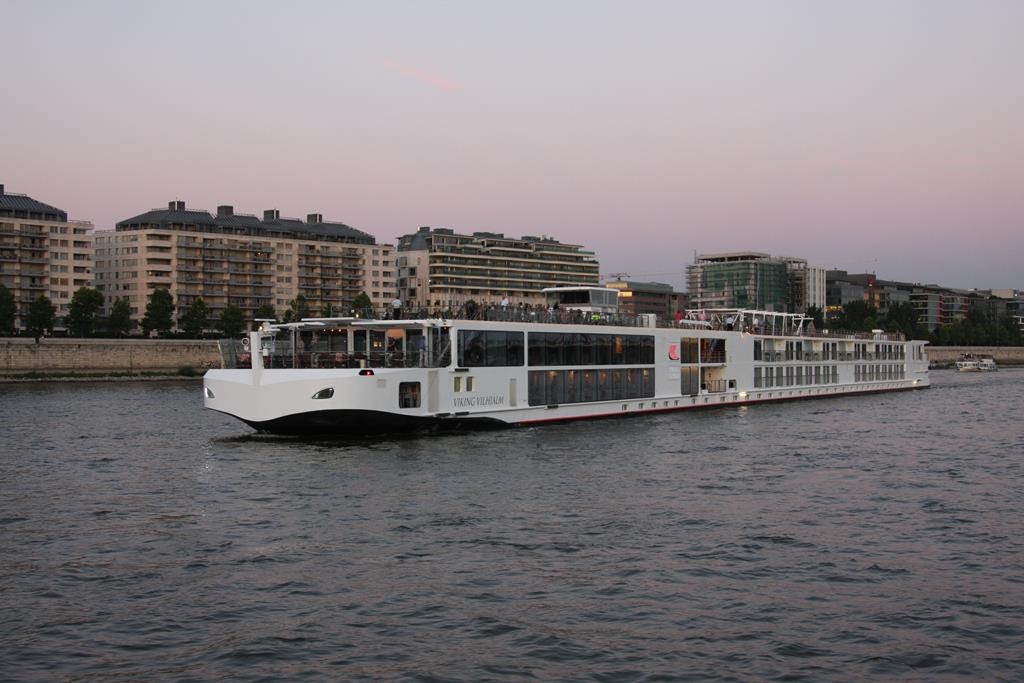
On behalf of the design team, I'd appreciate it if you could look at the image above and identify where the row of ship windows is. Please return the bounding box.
[457,331,657,368]
[855,365,906,381]
[754,366,840,388]
[527,368,655,406]
[754,341,906,361]
[457,330,911,371]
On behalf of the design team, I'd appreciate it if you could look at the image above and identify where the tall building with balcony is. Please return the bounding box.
[909,287,969,331]
[94,201,393,327]
[395,227,600,309]
[0,184,93,331]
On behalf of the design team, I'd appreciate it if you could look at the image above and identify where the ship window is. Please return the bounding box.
[528,371,545,405]
[701,338,725,364]
[680,337,699,364]
[459,330,524,367]
[563,333,580,365]
[624,336,640,364]
[311,387,334,400]
[626,368,640,398]
[546,333,565,366]
[399,382,421,408]
[459,330,485,366]
[528,333,545,366]
[454,376,462,392]
[754,340,762,361]
[681,367,699,396]
[578,334,594,364]
[565,369,581,403]
[598,369,612,401]
[485,332,507,366]
[545,370,563,405]
[596,335,612,364]
[467,376,475,392]
[581,370,596,402]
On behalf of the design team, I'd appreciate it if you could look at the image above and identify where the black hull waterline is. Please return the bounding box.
[223,385,927,436]
[234,408,506,435]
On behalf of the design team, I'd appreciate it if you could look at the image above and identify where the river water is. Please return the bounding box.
[1,370,1022,681]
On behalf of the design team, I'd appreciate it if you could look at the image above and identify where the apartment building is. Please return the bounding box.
[824,270,986,331]
[395,227,600,310]
[908,289,968,330]
[825,271,911,319]
[0,184,93,330]
[94,201,393,326]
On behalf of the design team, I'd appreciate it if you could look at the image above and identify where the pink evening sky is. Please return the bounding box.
[2,0,1022,290]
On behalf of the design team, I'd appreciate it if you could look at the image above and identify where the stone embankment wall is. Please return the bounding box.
[925,346,1024,365]
[0,338,222,376]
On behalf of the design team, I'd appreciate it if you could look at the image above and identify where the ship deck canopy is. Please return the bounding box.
[684,309,811,336]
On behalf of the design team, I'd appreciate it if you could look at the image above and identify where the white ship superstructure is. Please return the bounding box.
[203,288,930,435]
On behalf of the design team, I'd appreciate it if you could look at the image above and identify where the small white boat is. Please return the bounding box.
[956,354,997,372]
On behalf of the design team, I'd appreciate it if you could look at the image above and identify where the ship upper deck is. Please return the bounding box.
[266,305,907,343]
[217,306,914,372]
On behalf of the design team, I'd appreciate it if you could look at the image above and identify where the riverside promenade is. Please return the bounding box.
[0,338,221,378]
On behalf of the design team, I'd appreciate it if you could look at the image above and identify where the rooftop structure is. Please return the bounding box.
[117,202,375,245]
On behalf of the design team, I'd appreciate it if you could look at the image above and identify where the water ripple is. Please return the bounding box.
[1,372,1023,681]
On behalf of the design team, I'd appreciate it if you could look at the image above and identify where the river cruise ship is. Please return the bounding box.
[203,287,930,435]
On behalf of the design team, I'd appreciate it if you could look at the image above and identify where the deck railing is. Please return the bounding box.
[342,306,906,341]
[218,338,446,370]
